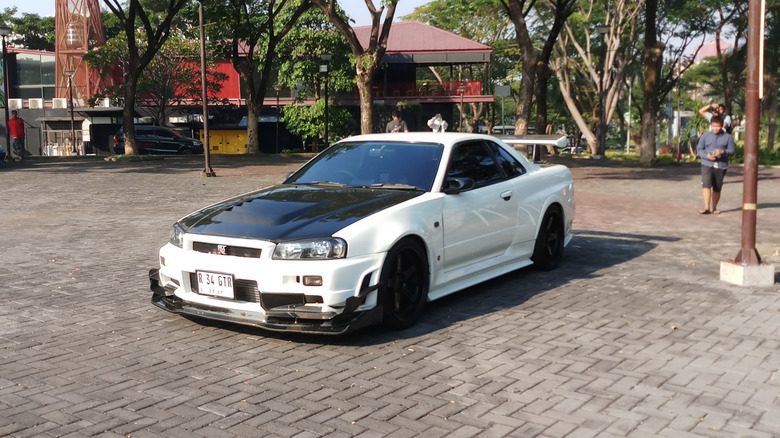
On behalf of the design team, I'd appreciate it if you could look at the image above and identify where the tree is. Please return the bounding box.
[274,7,355,146]
[205,0,311,154]
[9,13,55,51]
[103,0,190,155]
[310,0,398,134]
[84,34,227,125]
[552,0,643,155]
[403,0,514,134]
[765,1,780,149]
[499,0,576,140]
[636,0,711,163]
[274,6,353,100]
[710,0,748,117]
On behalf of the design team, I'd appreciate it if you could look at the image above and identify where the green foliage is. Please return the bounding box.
[9,12,54,51]
[101,10,123,40]
[732,145,780,165]
[274,7,353,97]
[0,7,16,27]
[0,8,55,51]
[281,99,354,146]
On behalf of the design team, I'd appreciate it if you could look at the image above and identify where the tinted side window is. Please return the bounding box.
[486,141,526,178]
[156,128,178,139]
[447,141,502,189]
[136,127,154,137]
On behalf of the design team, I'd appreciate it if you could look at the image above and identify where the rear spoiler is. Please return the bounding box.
[495,134,568,149]
[496,135,569,163]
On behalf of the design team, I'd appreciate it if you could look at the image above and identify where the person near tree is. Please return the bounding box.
[696,115,735,215]
[385,110,409,133]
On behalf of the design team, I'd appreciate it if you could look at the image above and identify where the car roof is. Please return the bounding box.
[338,132,506,148]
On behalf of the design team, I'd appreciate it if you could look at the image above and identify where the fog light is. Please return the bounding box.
[302,275,323,286]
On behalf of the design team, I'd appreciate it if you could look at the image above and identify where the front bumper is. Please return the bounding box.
[149,266,382,335]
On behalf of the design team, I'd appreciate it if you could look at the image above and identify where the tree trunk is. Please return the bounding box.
[246,100,261,154]
[534,64,551,160]
[766,71,778,150]
[639,0,663,164]
[640,42,664,163]
[122,73,138,155]
[356,66,375,134]
[514,53,536,135]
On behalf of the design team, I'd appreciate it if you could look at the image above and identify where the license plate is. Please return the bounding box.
[195,270,235,299]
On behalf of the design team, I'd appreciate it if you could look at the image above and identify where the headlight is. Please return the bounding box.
[170,223,185,248]
[273,238,347,260]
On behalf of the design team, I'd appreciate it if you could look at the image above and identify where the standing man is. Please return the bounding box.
[698,103,732,132]
[385,110,409,133]
[696,115,735,215]
[427,114,448,132]
[9,110,29,160]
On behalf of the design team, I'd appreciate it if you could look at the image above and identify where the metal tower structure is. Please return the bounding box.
[55,0,108,103]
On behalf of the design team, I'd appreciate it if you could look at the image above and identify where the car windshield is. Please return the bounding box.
[286,141,444,191]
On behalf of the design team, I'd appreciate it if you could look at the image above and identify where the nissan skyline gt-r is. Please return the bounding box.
[149,132,575,334]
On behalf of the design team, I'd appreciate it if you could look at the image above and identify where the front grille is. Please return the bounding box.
[192,242,262,258]
[189,272,260,303]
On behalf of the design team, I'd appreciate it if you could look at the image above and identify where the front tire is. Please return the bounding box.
[532,208,564,270]
[379,238,428,330]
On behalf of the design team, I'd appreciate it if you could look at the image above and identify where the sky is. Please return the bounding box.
[9,0,432,26]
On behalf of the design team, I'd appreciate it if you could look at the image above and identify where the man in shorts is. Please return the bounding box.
[696,115,735,214]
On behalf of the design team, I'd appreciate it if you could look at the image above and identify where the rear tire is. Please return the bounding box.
[531,208,564,270]
[379,238,428,330]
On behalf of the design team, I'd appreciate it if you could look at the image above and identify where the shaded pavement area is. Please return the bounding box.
[1,155,779,437]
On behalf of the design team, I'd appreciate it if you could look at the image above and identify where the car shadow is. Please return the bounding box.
[188,229,678,345]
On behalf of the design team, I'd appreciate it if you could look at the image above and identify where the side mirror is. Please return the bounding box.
[443,177,475,194]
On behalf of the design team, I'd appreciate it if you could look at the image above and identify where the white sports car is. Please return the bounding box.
[149,133,575,334]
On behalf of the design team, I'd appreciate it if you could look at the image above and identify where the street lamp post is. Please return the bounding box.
[198,0,215,177]
[458,85,467,132]
[319,53,331,149]
[596,24,609,158]
[1,26,12,152]
[273,84,281,154]
[64,69,76,154]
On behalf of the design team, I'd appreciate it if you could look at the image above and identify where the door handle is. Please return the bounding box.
[500,190,512,201]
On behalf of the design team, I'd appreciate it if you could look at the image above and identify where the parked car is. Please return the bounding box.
[113,126,203,155]
[149,132,575,334]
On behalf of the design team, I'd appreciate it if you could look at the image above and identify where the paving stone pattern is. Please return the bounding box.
[1,156,779,437]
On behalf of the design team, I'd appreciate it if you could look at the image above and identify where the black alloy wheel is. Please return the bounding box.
[379,238,429,329]
[531,208,564,270]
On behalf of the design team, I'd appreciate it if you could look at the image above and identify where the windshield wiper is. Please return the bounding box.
[294,181,346,187]
[366,183,422,190]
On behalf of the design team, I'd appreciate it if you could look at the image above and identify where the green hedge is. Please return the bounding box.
[731,146,780,166]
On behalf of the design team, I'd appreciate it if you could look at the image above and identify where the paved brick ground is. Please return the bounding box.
[1,155,779,437]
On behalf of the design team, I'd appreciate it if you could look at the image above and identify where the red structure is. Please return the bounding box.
[55,0,110,103]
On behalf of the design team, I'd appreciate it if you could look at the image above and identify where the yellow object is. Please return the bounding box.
[200,129,248,154]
